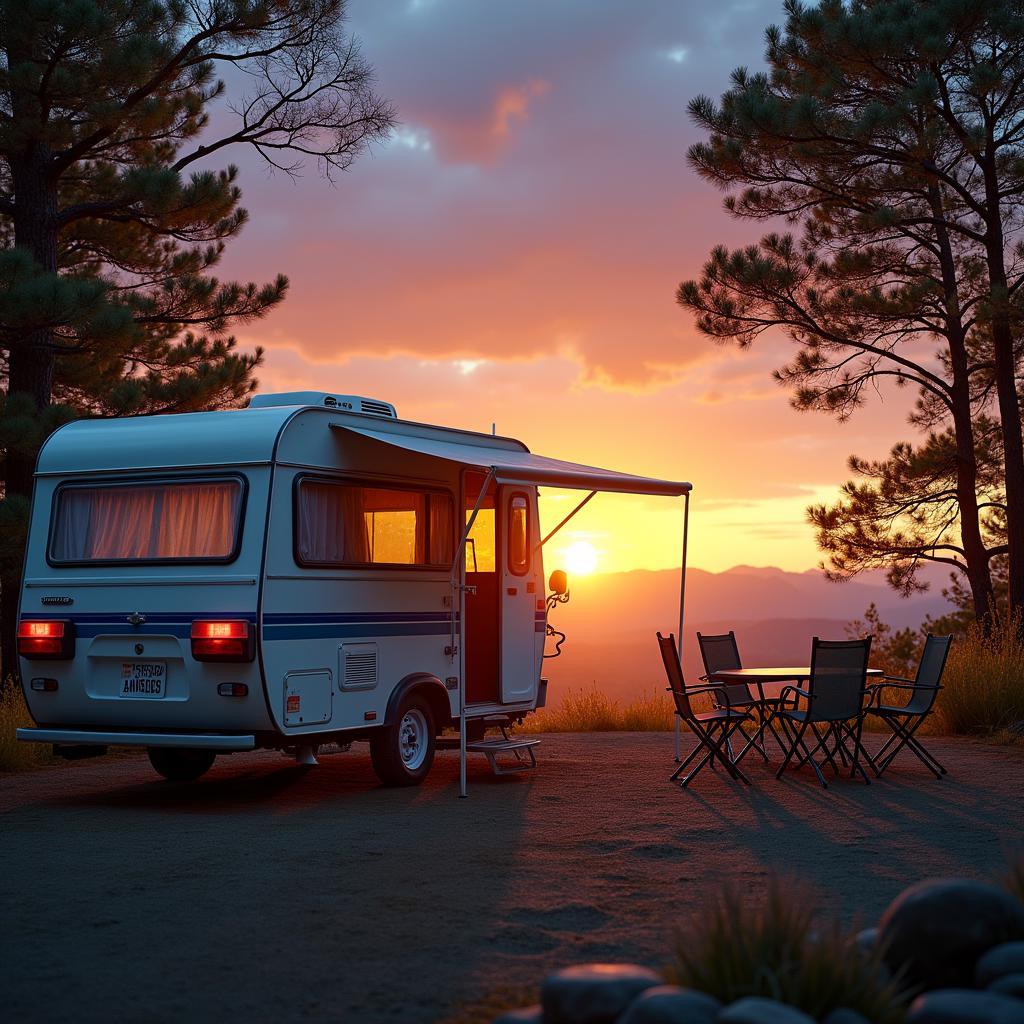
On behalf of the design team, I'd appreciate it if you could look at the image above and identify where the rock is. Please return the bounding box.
[990,974,1024,999]
[822,1010,872,1024]
[617,985,721,1024]
[540,964,661,1024]
[978,943,1024,987]
[717,997,816,1024]
[492,1007,543,1024]
[854,927,879,955]
[878,879,1024,990]
[906,989,1024,1023]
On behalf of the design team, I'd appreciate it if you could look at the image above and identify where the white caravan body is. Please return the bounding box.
[17,393,689,784]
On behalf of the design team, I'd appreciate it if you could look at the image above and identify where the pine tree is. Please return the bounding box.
[678,0,1024,631]
[0,0,395,677]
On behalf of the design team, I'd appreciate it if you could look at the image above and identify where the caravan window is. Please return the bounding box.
[295,479,454,568]
[49,478,244,564]
[508,494,530,575]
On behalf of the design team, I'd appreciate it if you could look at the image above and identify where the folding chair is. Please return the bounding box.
[697,630,783,762]
[776,637,873,788]
[866,634,952,779]
[657,632,753,787]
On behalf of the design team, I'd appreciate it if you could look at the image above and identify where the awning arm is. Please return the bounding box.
[450,468,495,584]
[449,468,495,800]
[537,490,597,550]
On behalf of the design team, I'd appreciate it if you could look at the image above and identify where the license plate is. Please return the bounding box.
[119,662,166,698]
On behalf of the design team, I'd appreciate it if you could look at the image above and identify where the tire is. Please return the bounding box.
[147,747,216,782]
[370,692,436,787]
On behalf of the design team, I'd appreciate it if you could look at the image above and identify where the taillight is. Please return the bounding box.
[190,620,255,662]
[18,619,75,660]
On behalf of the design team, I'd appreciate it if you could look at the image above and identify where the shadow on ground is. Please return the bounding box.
[2,733,1021,1022]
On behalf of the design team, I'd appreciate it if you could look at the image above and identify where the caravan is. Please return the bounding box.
[16,392,690,793]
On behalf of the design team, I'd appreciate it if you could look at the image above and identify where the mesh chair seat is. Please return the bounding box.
[780,708,810,723]
[691,708,752,724]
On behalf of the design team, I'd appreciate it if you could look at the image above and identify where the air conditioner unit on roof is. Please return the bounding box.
[248,392,397,418]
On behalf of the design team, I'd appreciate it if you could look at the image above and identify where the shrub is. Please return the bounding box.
[665,878,909,1024]
[936,618,1024,736]
[0,680,55,771]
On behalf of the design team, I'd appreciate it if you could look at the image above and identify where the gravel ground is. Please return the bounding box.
[2,732,1023,1023]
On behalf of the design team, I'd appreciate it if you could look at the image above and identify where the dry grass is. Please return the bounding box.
[936,621,1024,736]
[0,680,56,772]
[666,878,909,1023]
[525,687,676,733]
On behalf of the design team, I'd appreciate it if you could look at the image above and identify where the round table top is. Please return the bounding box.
[710,666,885,682]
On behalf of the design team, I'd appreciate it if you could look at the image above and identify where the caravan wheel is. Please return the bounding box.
[370,693,436,787]
[147,747,216,782]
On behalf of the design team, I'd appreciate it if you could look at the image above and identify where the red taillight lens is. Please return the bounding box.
[18,619,75,659]
[190,620,255,662]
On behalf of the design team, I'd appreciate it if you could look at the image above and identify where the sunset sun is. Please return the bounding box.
[563,540,599,576]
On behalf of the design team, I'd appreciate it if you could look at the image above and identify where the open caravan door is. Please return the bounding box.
[500,487,538,703]
[329,420,692,797]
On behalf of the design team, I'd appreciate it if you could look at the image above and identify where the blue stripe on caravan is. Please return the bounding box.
[22,611,454,641]
[264,622,451,641]
[264,612,453,625]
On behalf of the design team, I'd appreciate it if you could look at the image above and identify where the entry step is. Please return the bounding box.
[465,736,540,775]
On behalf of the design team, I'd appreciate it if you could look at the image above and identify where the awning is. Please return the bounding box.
[330,422,691,496]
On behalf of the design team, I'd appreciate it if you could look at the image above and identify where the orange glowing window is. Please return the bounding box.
[295,479,454,568]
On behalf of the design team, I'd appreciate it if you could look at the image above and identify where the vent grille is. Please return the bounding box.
[341,643,378,690]
[360,399,396,418]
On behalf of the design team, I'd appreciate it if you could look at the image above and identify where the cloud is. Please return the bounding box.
[215,0,801,390]
[492,78,550,141]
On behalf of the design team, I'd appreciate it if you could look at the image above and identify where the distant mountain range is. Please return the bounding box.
[542,564,953,705]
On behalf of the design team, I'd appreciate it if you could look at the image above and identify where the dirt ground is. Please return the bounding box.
[2,732,1023,1023]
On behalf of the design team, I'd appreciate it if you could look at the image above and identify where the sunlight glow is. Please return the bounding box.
[563,541,599,576]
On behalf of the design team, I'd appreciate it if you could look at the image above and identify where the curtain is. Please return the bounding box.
[298,481,369,563]
[157,483,240,557]
[51,489,97,561]
[429,494,454,564]
[51,481,240,561]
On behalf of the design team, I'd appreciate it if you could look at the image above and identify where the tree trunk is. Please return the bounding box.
[2,144,60,682]
[981,160,1024,631]
[929,182,996,630]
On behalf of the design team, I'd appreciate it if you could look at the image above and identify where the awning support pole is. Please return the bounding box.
[449,468,496,799]
[675,490,690,763]
[537,490,597,549]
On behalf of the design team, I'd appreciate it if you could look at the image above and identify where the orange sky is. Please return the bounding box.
[216,0,921,575]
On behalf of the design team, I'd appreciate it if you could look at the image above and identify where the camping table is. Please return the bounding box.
[708,666,884,761]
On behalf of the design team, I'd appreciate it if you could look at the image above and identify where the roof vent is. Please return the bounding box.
[248,392,397,418]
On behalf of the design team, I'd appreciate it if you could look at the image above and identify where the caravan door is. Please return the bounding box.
[500,489,537,703]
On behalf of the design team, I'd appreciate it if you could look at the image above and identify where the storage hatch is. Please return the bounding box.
[284,670,333,726]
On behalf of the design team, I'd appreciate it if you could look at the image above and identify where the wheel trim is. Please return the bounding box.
[399,709,429,770]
